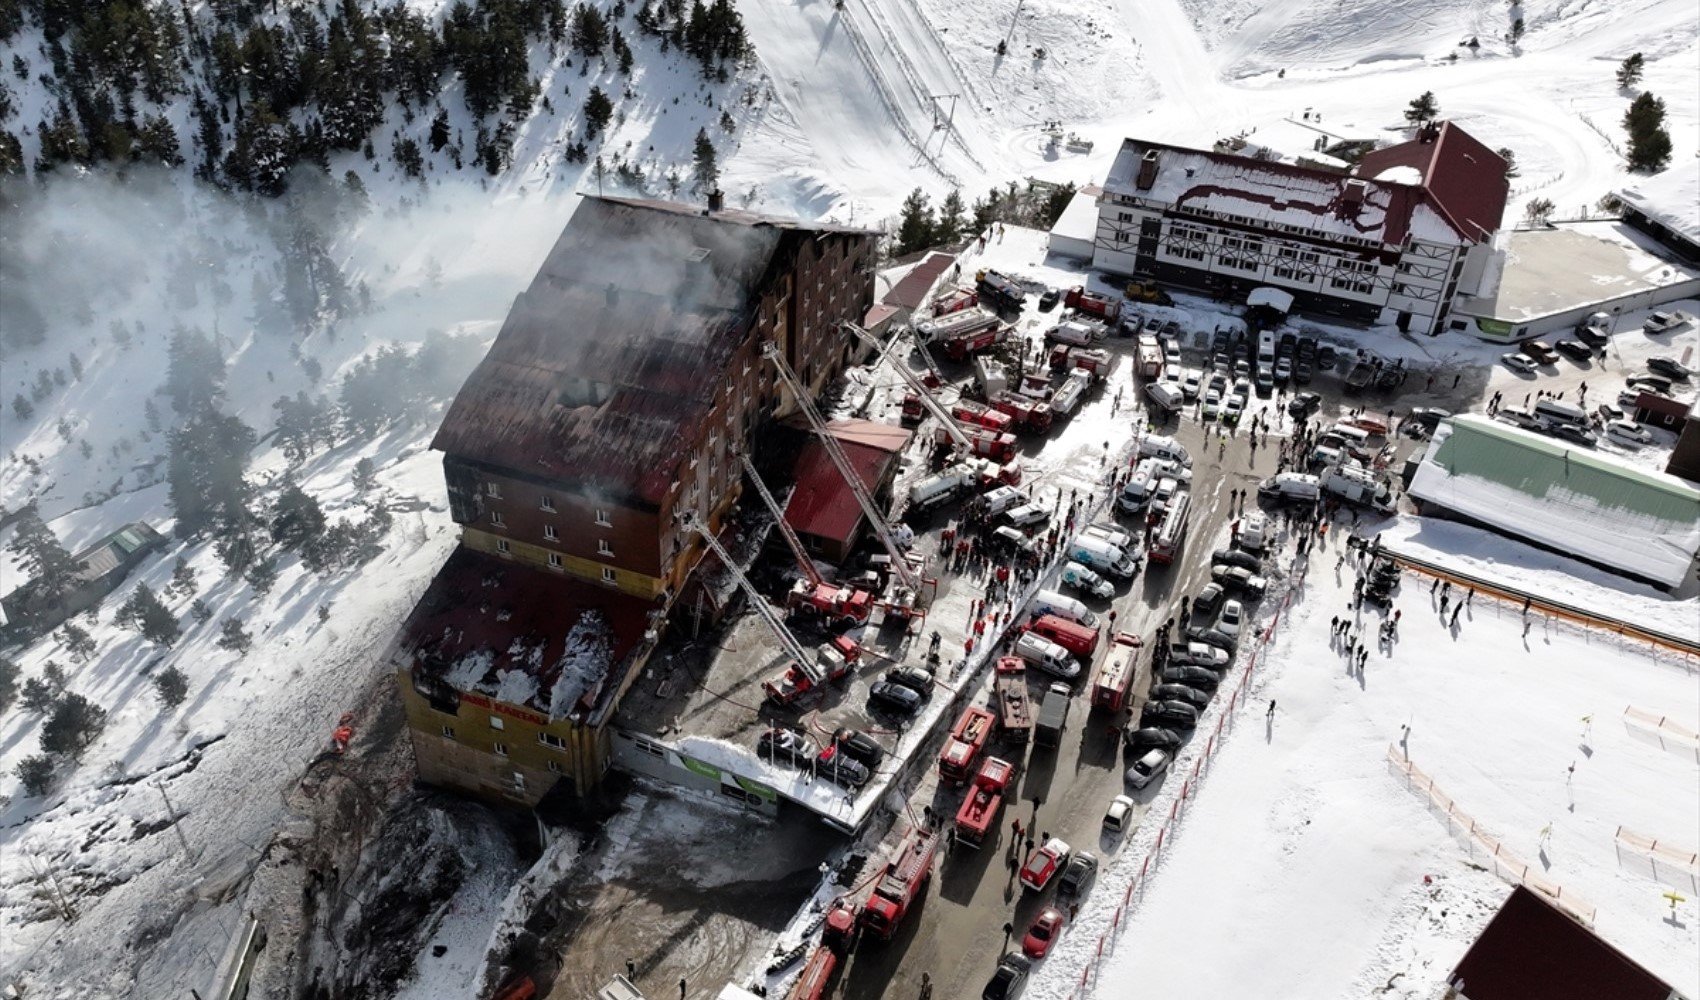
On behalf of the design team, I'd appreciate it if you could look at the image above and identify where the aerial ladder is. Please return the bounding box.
[762,342,932,627]
[736,451,879,625]
[677,511,852,705]
[738,451,822,588]
[844,322,979,455]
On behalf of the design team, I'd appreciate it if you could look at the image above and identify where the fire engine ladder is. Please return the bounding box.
[762,342,923,602]
[736,452,823,588]
[843,322,979,455]
[678,511,818,677]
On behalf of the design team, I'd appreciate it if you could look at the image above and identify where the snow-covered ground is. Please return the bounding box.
[1027,526,1700,1000]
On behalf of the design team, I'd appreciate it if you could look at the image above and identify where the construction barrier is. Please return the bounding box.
[1614,826,1700,894]
[1623,706,1700,763]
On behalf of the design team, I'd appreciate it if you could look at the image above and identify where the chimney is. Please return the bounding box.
[1136,149,1160,191]
[707,188,725,213]
[1341,179,1367,216]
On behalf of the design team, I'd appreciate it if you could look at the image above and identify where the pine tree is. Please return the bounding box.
[1615,53,1644,90]
[895,188,935,255]
[217,617,253,654]
[117,584,182,647]
[1623,92,1672,172]
[936,189,966,245]
[58,622,97,664]
[8,503,86,605]
[169,556,197,599]
[12,393,32,421]
[584,86,614,139]
[40,692,108,759]
[429,107,452,152]
[1509,17,1524,44]
[1497,147,1519,178]
[190,598,214,624]
[271,481,328,552]
[0,657,19,715]
[15,755,56,796]
[246,556,280,595]
[20,676,60,714]
[692,128,718,192]
[152,665,190,708]
[1403,91,1440,126]
[352,458,379,495]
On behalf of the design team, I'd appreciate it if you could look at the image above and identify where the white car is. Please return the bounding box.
[1061,561,1115,599]
[1202,389,1223,420]
[1103,794,1136,833]
[1501,353,1536,374]
[1148,456,1193,484]
[1180,370,1203,400]
[1606,420,1653,446]
[1218,599,1245,637]
[1644,310,1692,334]
[1224,393,1246,423]
[1151,476,1180,513]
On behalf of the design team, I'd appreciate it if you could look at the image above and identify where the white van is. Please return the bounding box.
[979,485,1027,517]
[1239,510,1269,552]
[1047,320,1105,346]
[1083,520,1135,552]
[1014,631,1080,680]
[1145,381,1185,414]
[1257,331,1276,364]
[1069,534,1137,578]
[1118,459,1159,512]
[1321,423,1372,452]
[1138,434,1191,467]
[1533,399,1588,428]
[1258,472,1321,503]
[1031,588,1099,628]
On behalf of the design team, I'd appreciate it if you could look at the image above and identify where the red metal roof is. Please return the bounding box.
[784,420,911,550]
[398,548,656,722]
[1357,122,1509,241]
[884,252,957,310]
[1448,887,1676,1000]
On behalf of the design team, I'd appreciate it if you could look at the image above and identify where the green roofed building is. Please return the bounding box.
[1408,415,1700,590]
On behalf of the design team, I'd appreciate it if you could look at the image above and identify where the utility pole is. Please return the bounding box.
[154,780,196,862]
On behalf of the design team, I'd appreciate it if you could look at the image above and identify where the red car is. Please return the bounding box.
[1022,907,1065,959]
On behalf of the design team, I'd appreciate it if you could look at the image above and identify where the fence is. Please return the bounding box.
[1385,747,1598,927]
[1614,826,1700,894]
[1061,567,1304,998]
[1623,706,1700,763]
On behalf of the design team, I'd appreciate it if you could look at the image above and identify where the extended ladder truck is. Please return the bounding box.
[678,512,853,706]
[763,343,933,631]
[737,452,879,631]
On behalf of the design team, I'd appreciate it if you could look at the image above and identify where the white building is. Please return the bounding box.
[1091,122,1510,336]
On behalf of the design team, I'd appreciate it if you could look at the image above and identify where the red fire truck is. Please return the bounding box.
[953,755,1015,849]
[991,393,1053,434]
[950,400,1015,435]
[786,580,874,626]
[1064,285,1121,322]
[935,425,1017,463]
[994,657,1033,743]
[785,898,858,1000]
[938,706,996,783]
[940,321,1009,362]
[1090,631,1143,712]
[859,828,940,940]
[931,286,978,317]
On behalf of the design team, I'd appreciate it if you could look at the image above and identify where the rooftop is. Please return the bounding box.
[1356,121,1510,240]
[883,251,957,310]
[784,420,912,549]
[431,196,875,507]
[1453,221,1700,324]
[397,548,658,722]
[1449,886,1681,1000]
[1616,159,1700,246]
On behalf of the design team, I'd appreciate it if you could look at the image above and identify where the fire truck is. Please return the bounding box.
[931,286,978,317]
[785,897,858,1000]
[953,755,1015,849]
[950,399,1015,435]
[940,321,1009,362]
[991,393,1053,434]
[1063,285,1122,322]
[994,657,1033,743]
[976,269,1027,313]
[1049,346,1113,379]
[938,706,996,783]
[1136,341,1165,380]
[762,636,859,706]
[1090,631,1143,712]
[786,580,875,627]
[934,425,1017,463]
[914,306,998,346]
[858,827,940,940]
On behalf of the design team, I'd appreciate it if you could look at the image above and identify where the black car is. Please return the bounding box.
[1038,288,1061,311]
[1186,624,1239,653]
[1317,344,1338,369]
[1293,359,1314,384]
[885,665,935,698]
[830,727,886,769]
[1626,374,1673,394]
[1193,582,1227,618]
[814,745,870,788]
[1142,699,1201,729]
[1647,356,1693,380]
[1159,665,1221,690]
[1211,564,1267,598]
[983,954,1031,1000]
[1125,726,1184,752]
[1575,325,1609,347]
[869,681,922,716]
[1287,391,1322,418]
[1152,683,1211,710]
[1058,852,1098,897]
[1554,339,1593,362]
[1296,337,1317,360]
[1213,330,1233,352]
[757,727,812,767]
[1212,548,1263,573]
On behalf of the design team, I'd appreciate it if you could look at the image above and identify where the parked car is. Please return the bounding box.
[1647,356,1692,380]
[1141,700,1200,730]
[982,955,1031,1000]
[1038,288,1061,311]
[1575,324,1609,347]
[1057,852,1098,897]
[1186,624,1239,654]
[1211,565,1268,598]
[1606,420,1653,446]
[1519,340,1559,365]
[1596,402,1623,422]
[885,665,935,697]
[1202,389,1224,420]
[1644,310,1692,334]
[1218,599,1245,637]
[1212,548,1262,573]
[1193,582,1226,617]
[1022,908,1066,959]
[1293,359,1314,384]
[1152,683,1211,710]
[830,727,885,769]
[1626,373,1672,394]
[1500,353,1536,374]
[814,744,870,788]
[1496,405,1538,429]
[868,681,923,716]
[1273,357,1293,384]
[757,727,811,767]
[991,525,1040,556]
[1060,561,1115,599]
[1317,344,1338,369]
[1125,747,1174,788]
[1103,795,1136,833]
[1159,665,1222,690]
[1547,422,1598,447]
[1287,391,1322,418]
[1125,726,1184,752]
[1167,643,1230,670]
[1405,407,1450,435]
[1554,339,1593,362]
[1180,370,1202,400]
[1223,392,1247,424]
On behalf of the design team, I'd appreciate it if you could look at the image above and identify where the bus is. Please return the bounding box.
[1149,491,1190,566]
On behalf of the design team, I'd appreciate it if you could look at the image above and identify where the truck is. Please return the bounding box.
[994,657,1033,742]
[953,755,1015,848]
[974,356,1009,399]
[940,320,1010,362]
[1049,369,1092,418]
[951,399,1016,435]
[934,425,1018,463]
[1064,285,1122,322]
[914,306,999,346]
[1050,345,1113,378]
[1090,631,1142,713]
[1321,464,1396,514]
[787,580,875,626]
[938,706,996,784]
[976,269,1027,313]
[1125,277,1174,306]
[785,898,858,1000]
[858,827,940,940]
[931,286,978,317]
[1136,342,1165,380]
[762,641,856,705]
[1034,681,1072,748]
[1344,360,1375,394]
[1067,534,1137,578]
[908,465,976,512]
[991,393,1053,434]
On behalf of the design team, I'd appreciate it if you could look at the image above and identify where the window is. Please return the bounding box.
[496,538,510,554]
[548,553,563,569]
[1272,247,1318,284]
[441,726,456,739]
[486,482,502,499]
[1217,236,1261,273]
[489,716,504,731]
[490,510,504,526]
[601,567,617,584]
[539,732,566,749]
[492,741,509,757]
[1166,223,1208,262]
[547,760,562,775]
[1117,211,1133,223]
[540,496,555,512]
[544,525,558,541]
[597,539,613,556]
[1329,259,1376,296]
[595,508,612,527]
[1114,231,1131,244]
